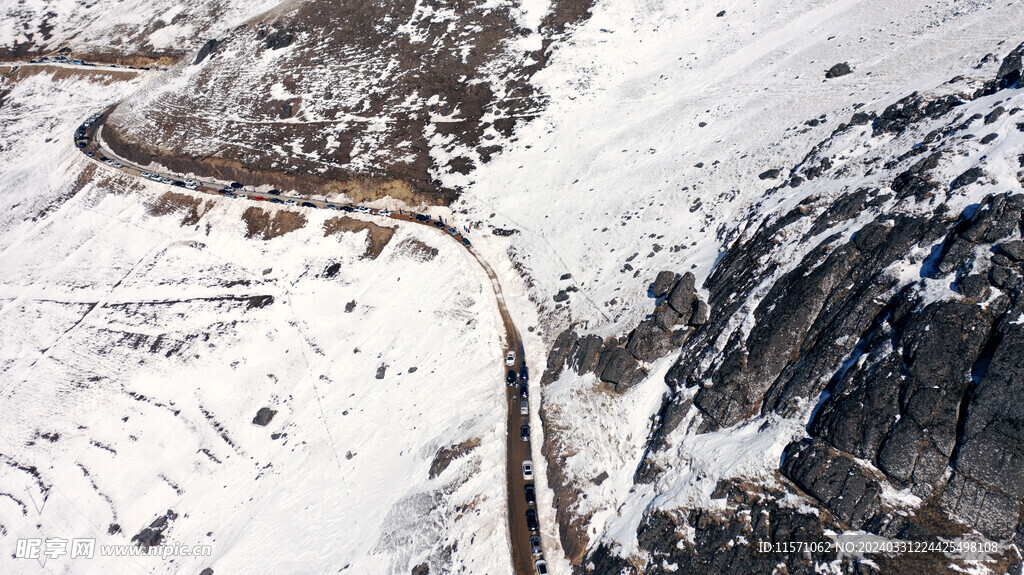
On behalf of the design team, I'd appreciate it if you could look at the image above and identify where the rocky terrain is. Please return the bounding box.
[100,0,596,205]
[540,42,1024,574]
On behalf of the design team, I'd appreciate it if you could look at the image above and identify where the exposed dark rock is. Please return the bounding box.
[690,298,709,326]
[193,39,221,65]
[874,93,964,137]
[666,272,697,321]
[997,41,1024,88]
[950,166,984,189]
[781,438,882,529]
[252,407,277,426]
[980,132,998,144]
[758,168,782,180]
[825,62,852,79]
[650,270,678,298]
[984,106,1006,125]
[715,9,725,17]
[625,319,673,363]
[941,326,1024,539]
[560,272,572,280]
[553,289,569,302]
[199,569,214,575]
[652,301,680,331]
[345,300,356,312]
[598,348,647,392]
[996,240,1024,261]
[412,562,429,575]
[568,334,604,375]
[375,364,387,379]
[849,111,874,126]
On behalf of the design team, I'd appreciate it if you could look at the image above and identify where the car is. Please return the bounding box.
[230,182,243,189]
[172,180,185,187]
[506,350,516,366]
[219,188,233,193]
[415,214,430,222]
[185,182,197,190]
[340,205,355,212]
[85,151,93,157]
[448,226,458,235]
[301,202,316,208]
[520,425,530,442]
[520,364,529,382]
[113,162,122,168]
[223,192,237,198]
[521,400,528,416]
[160,177,173,184]
[434,220,445,228]
[267,189,281,195]
[285,199,298,205]
[529,535,542,556]
[522,460,533,480]
[520,383,529,399]
[461,238,471,248]
[525,509,538,532]
[524,483,536,505]
[149,174,160,181]
[77,141,87,148]
[534,559,548,574]
[269,198,284,204]
[254,196,266,201]
[378,209,391,217]
[325,204,340,210]
[355,206,372,214]
[506,370,516,385]
[103,159,113,165]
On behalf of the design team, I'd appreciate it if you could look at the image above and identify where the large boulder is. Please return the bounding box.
[666,272,697,321]
[825,62,852,79]
[781,438,882,529]
[625,320,673,363]
[650,271,678,298]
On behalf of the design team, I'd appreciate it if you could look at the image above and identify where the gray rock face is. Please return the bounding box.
[997,41,1024,87]
[781,438,882,529]
[666,272,697,321]
[941,326,1024,539]
[650,271,678,298]
[625,319,673,363]
[252,407,277,426]
[651,301,680,331]
[194,39,221,65]
[597,348,647,392]
[825,62,852,78]
[568,334,604,374]
[758,168,782,180]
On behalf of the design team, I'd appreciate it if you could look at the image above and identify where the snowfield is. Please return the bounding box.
[0,68,511,575]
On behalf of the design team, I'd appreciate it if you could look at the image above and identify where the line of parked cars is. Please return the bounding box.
[509,351,546,574]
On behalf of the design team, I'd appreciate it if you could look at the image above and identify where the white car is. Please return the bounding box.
[285,199,298,205]
[141,171,151,177]
[112,162,122,168]
[505,351,516,366]
[160,177,173,184]
[534,559,548,575]
[378,208,391,217]
[185,182,197,190]
[521,400,528,416]
[522,460,533,481]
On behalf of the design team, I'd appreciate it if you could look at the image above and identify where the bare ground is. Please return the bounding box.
[242,206,307,240]
[323,216,396,259]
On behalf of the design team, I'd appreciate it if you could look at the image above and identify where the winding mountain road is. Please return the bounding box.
[75,107,544,575]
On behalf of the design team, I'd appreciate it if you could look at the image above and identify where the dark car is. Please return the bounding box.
[434,220,445,228]
[301,202,316,208]
[415,214,430,222]
[525,509,538,532]
[172,180,185,187]
[519,364,529,382]
[506,370,516,385]
[269,198,284,204]
[340,205,355,212]
[519,383,528,399]
[267,189,281,195]
[229,181,243,189]
[520,425,530,441]
[529,534,541,555]
[77,141,87,148]
[219,188,233,193]
[461,238,471,248]
[448,226,458,235]
[524,483,536,505]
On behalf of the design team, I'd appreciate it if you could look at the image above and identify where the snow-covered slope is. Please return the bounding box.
[0,0,278,63]
[0,67,511,574]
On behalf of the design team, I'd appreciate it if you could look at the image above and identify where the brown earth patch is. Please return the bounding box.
[0,64,141,85]
[428,437,481,480]
[147,191,211,226]
[323,216,396,259]
[242,206,307,240]
[395,237,438,261]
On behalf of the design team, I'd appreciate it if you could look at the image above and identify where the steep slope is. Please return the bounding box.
[0,0,279,64]
[101,0,596,205]
[538,38,1024,575]
[0,68,510,574]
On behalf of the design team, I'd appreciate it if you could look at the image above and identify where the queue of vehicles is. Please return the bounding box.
[507,349,547,574]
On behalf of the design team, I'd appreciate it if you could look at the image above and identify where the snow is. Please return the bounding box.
[0,69,513,575]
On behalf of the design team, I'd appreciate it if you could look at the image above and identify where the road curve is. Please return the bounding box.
[75,107,543,575]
